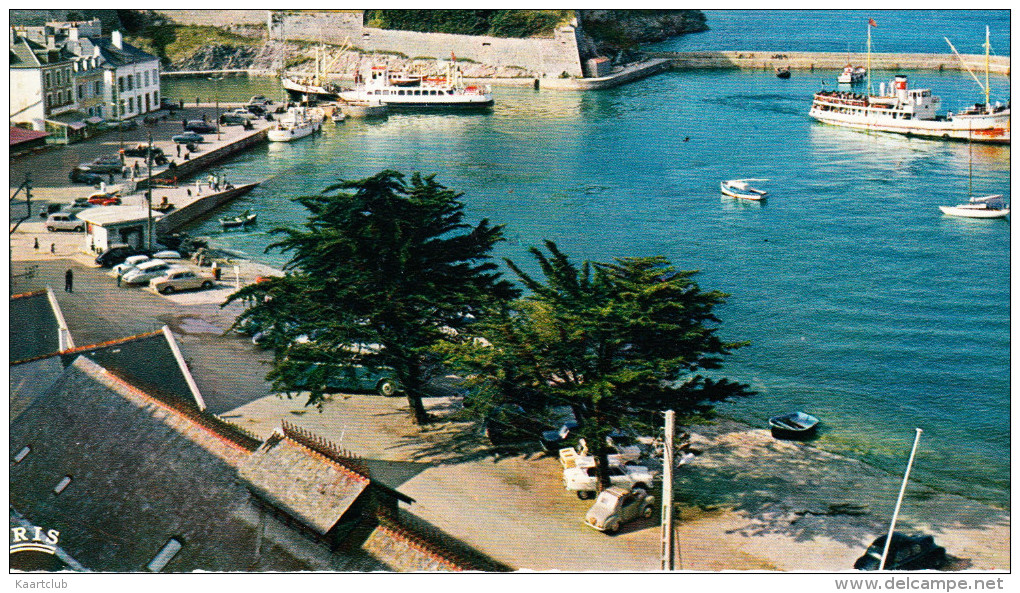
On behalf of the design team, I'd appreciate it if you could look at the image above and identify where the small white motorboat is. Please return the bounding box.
[331,110,346,123]
[721,179,769,201]
[220,210,257,229]
[938,195,1009,219]
[268,106,322,142]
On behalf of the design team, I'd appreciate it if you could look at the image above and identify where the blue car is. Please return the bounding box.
[172,131,204,144]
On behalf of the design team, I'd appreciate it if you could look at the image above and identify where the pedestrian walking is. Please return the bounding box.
[182,118,188,129]
[33,237,39,250]
[133,161,140,175]
[179,99,184,109]
[116,273,121,287]
[196,96,201,106]
[64,269,73,293]
[50,243,55,254]
[176,144,181,157]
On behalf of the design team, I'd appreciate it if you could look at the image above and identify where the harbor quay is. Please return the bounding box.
[652,50,1011,75]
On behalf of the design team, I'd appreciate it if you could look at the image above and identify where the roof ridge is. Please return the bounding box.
[374,516,467,571]
[10,289,48,300]
[69,357,261,454]
[60,329,165,356]
[280,421,371,481]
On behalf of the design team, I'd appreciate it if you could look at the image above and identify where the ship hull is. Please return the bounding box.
[282,78,338,103]
[339,90,493,109]
[809,108,1010,144]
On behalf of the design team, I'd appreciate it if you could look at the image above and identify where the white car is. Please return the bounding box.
[121,259,170,285]
[227,108,257,121]
[113,254,151,276]
[45,212,84,232]
[563,463,656,499]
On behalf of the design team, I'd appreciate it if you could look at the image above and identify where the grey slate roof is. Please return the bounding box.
[9,357,382,572]
[9,36,75,68]
[10,289,65,363]
[87,36,158,67]
[59,326,205,410]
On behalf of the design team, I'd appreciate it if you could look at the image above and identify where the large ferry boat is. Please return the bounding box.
[339,63,493,108]
[809,26,1009,144]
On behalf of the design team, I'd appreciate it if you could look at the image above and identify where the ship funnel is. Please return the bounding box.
[894,75,908,101]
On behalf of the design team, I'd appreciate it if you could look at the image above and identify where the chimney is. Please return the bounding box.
[111,30,122,50]
[93,46,100,58]
[69,28,79,42]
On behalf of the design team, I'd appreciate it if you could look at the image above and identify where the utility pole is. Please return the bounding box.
[216,95,221,141]
[879,428,923,570]
[145,133,154,251]
[660,409,675,571]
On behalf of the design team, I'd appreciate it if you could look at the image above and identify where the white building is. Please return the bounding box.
[90,31,161,120]
[9,31,77,129]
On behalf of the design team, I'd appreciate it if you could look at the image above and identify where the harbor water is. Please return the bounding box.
[162,12,1010,508]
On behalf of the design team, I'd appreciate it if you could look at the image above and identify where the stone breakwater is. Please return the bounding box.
[651,50,1011,75]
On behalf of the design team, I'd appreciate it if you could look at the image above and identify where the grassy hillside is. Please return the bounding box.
[364,9,573,38]
[127,25,259,66]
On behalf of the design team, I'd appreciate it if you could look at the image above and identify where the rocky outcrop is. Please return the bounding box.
[577,9,707,54]
[171,44,260,71]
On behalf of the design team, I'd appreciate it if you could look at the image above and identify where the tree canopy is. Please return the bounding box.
[225,170,517,423]
[447,241,751,485]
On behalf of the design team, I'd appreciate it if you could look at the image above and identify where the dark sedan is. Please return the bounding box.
[95,245,150,268]
[172,131,204,144]
[184,121,217,134]
[121,144,165,159]
[69,167,105,185]
[854,533,947,571]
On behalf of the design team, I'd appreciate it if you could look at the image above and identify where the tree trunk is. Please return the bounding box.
[406,390,429,425]
[595,449,612,492]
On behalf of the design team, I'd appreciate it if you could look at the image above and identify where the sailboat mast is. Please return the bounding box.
[984,26,990,109]
[968,124,973,198]
[866,23,872,95]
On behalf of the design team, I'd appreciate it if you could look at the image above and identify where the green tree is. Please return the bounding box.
[226,170,518,424]
[450,241,751,488]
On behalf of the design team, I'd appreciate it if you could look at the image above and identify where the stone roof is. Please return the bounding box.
[9,289,72,364]
[8,357,364,571]
[76,205,163,225]
[239,424,372,535]
[9,36,75,68]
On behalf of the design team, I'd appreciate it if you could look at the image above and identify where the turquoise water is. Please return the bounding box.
[162,15,1010,507]
[650,9,1010,56]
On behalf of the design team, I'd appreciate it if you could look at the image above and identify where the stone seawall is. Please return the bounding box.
[156,183,259,234]
[652,51,1011,75]
[267,10,584,78]
[155,9,269,27]
[141,128,269,189]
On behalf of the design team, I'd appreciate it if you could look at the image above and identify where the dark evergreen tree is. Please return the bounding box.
[448,241,751,488]
[226,170,517,424]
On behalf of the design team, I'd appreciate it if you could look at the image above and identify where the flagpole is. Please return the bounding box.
[879,428,923,570]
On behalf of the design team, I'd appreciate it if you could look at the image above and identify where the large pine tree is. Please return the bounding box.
[226,170,517,423]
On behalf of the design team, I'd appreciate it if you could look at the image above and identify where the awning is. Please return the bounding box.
[10,127,49,146]
[49,110,90,129]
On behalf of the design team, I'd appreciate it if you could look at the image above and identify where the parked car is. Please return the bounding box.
[121,144,165,159]
[185,120,218,134]
[483,404,546,447]
[289,361,400,397]
[219,113,247,126]
[160,98,178,110]
[45,212,84,232]
[854,533,947,571]
[152,250,182,260]
[113,254,152,276]
[69,167,105,185]
[87,194,121,206]
[95,245,148,268]
[243,103,267,116]
[563,463,657,499]
[225,108,257,121]
[121,259,171,285]
[584,486,656,533]
[71,197,92,209]
[172,131,204,144]
[151,267,216,294]
[115,119,138,131]
[249,95,272,107]
[540,420,581,452]
[83,156,125,174]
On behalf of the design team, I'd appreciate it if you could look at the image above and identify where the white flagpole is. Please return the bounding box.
[880,428,923,570]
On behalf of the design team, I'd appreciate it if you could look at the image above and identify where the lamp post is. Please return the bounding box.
[145,133,154,251]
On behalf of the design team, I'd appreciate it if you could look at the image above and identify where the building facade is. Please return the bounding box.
[95,31,160,121]
[9,33,77,129]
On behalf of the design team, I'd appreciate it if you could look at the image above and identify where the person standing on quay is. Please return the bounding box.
[64,269,74,293]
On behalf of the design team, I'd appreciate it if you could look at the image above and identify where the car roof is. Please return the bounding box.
[135,259,168,270]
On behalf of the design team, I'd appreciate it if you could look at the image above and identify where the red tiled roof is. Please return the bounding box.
[10,127,49,146]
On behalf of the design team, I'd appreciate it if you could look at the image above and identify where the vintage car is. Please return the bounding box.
[584,486,656,533]
[563,463,656,499]
[854,533,947,571]
[172,131,204,144]
[150,268,216,294]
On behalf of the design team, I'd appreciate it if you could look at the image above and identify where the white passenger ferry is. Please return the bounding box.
[339,63,493,108]
[810,26,1009,144]
[809,77,1010,144]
